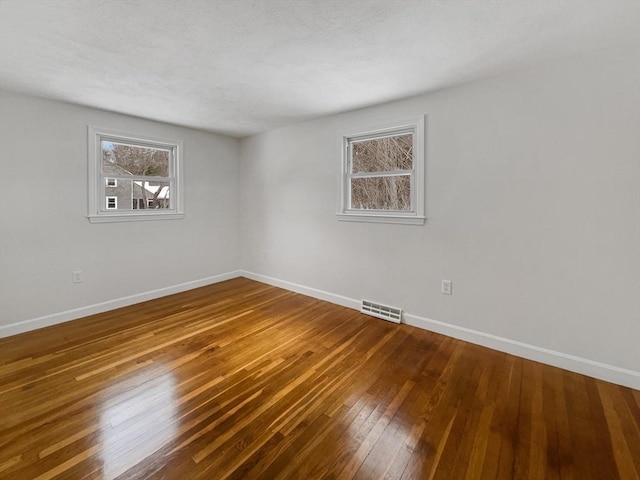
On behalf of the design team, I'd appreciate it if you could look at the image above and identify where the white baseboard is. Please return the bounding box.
[0,271,242,338]
[4,269,638,389]
[241,271,361,311]
[401,314,639,390]
[240,270,640,390]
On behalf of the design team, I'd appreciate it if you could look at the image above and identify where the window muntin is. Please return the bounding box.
[338,117,425,224]
[88,127,184,223]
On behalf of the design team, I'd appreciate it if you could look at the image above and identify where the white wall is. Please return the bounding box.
[239,45,640,384]
[0,90,241,333]
[1,45,638,387]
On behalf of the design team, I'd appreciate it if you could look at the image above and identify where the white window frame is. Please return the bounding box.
[337,116,426,225]
[105,196,117,210]
[88,126,184,223]
[105,178,117,187]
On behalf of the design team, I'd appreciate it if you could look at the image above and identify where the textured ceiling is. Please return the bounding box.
[1,0,639,137]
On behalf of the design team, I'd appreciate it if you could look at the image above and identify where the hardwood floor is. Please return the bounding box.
[0,278,638,480]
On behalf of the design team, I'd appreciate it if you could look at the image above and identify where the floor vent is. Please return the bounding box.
[360,300,402,324]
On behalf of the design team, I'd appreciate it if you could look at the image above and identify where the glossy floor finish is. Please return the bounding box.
[1,279,638,480]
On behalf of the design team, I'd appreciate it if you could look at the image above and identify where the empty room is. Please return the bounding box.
[0,0,639,479]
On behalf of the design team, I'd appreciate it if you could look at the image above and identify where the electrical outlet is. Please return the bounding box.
[441,280,452,295]
[72,271,83,284]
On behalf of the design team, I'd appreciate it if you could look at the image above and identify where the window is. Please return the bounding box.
[338,116,425,224]
[88,127,184,223]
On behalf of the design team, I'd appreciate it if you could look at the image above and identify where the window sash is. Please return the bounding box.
[97,179,175,212]
[347,131,414,176]
[346,173,414,213]
[100,146,176,177]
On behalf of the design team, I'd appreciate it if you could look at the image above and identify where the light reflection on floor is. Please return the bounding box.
[342,390,416,478]
[99,371,177,479]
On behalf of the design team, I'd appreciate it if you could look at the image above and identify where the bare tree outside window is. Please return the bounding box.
[349,133,413,211]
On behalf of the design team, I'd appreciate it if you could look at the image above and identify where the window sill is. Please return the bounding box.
[88,213,185,223]
[336,213,426,225]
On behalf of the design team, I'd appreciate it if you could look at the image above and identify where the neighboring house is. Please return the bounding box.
[103,163,169,210]
[103,163,132,211]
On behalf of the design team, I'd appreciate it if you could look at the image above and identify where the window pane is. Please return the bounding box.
[134,181,171,209]
[101,180,171,211]
[350,175,411,211]
[102,141,170,177]
[351,133,413,173]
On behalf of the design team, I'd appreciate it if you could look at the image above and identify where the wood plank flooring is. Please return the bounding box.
[0,278,638,479]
